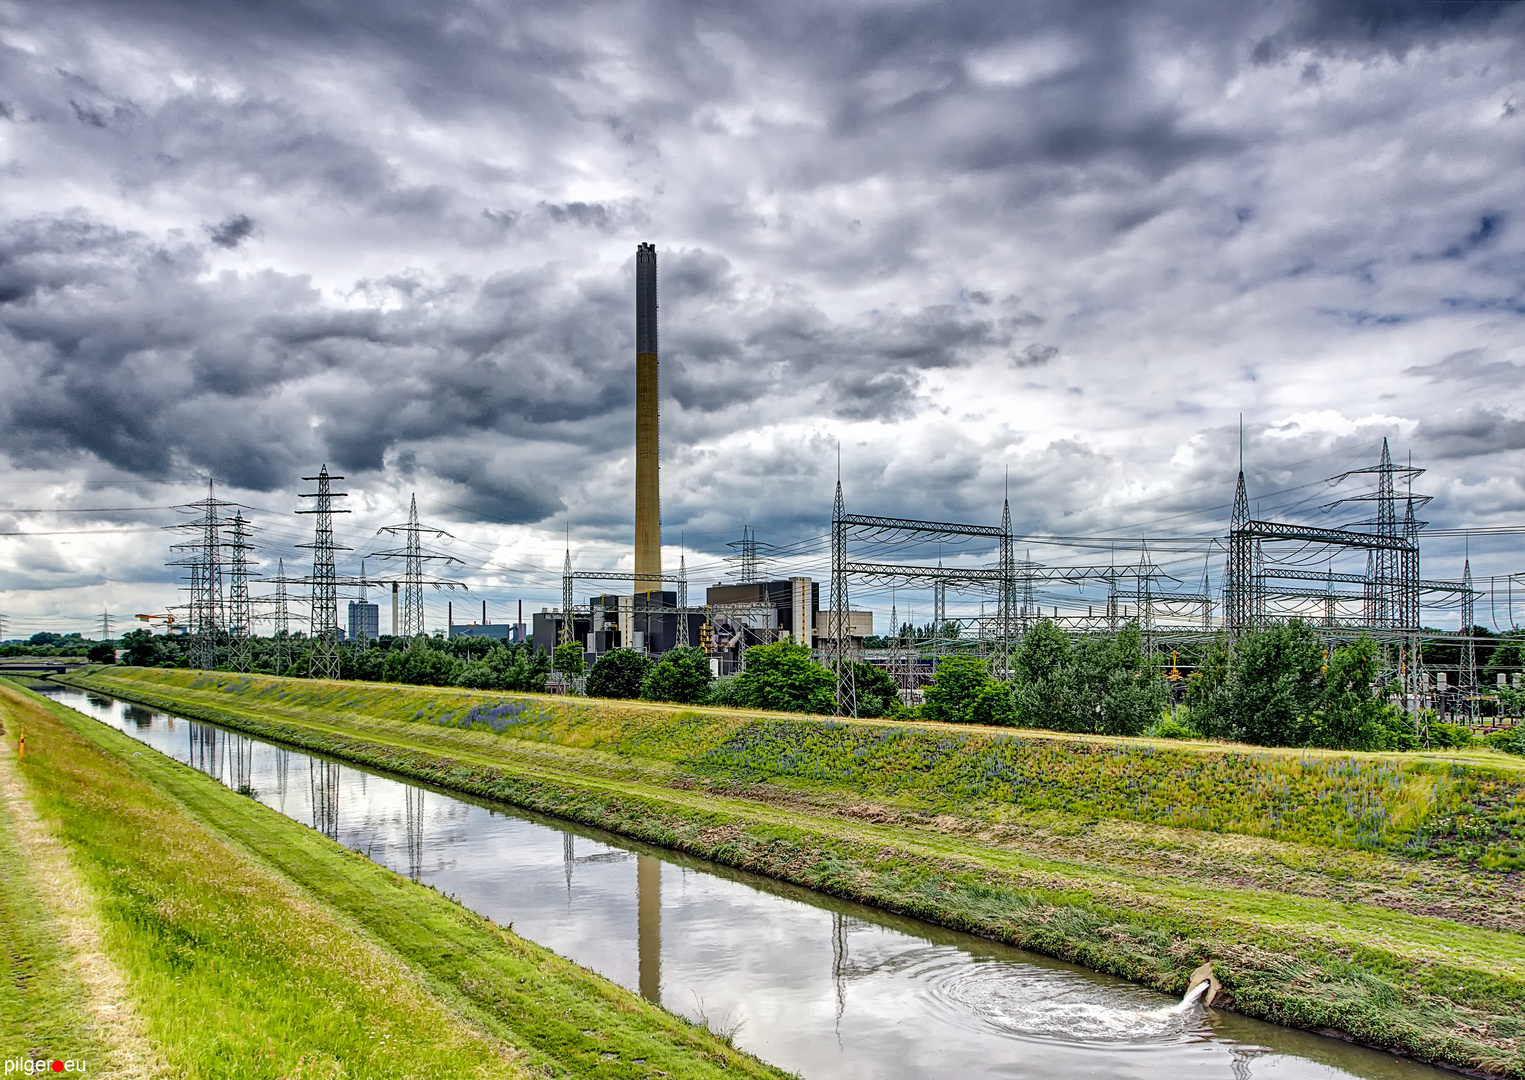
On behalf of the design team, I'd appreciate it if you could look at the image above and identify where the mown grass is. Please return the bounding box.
[0,679,792,1080]
[57,667,1525,1077]
[0,720,107,1070]
[102,667,1525,868]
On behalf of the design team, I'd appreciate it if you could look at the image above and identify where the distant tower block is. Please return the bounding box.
[635,242,662,594]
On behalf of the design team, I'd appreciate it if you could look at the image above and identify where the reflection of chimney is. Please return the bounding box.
[635,243,661,595]
[637,854,661,1002]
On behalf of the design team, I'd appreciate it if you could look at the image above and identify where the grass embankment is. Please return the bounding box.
[59,667,1525,1078]
[0,678,792,1080]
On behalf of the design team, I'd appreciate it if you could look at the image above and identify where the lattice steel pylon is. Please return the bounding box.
[995,496,1016,680]
[297,465,350,680]
[560,533,575,647]
[829,477,857,717]
[1224,467,1254,636]
[226,511,254,673]
[272,557,290,674]
[372,493,459,641]
[1461,553,1477,721]
[676,552,690,647]
[169,480,239,670]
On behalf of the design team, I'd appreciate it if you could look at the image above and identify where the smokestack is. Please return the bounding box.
[635,242,661,594]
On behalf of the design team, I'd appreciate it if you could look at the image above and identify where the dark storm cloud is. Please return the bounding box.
[2,0,1525,629]
[1416,407,1525,460]
[206,214,258,248]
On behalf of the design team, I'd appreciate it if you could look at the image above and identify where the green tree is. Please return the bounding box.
[1184,640,1232,739]
[641,646,713,704]
[1313,636,1389,750]
[86,640,117,664]
[849,661,904,719]
[1227,621,1324,746]
[118,629,163,667]
[586,649,653,699]
[1012,620,1076,729]
[733,641,835,714]
[383,643,462,686]
[922,657,995,725]
[553,641,586,675]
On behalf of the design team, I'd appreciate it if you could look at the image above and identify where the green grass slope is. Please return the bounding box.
[58,665,1525,1077]
[0,679,792,1080]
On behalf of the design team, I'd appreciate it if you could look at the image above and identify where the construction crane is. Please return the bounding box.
[134,613,180,633]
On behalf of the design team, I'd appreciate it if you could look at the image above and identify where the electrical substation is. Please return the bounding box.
[152,242,1514,726]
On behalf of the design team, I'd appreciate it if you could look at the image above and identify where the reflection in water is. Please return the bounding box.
[405,785,425,881]
[310,758,340,838]
[189,723,220,779]
[638,854,661,1003]
[231,734,254,793]
[49,685,1456,1080]
[832,912,848,1028]
[274,748,289,814]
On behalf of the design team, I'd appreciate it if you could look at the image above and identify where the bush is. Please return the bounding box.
[923,657,995,725]
[1486,726,1525,756]
[1428,721,1477,750]
[585,649,652,700]
[641,646,713,704]
[706,676,742,708]
[733,641,835,714]
[850,661,903,719]
[86,641,117,664]
[1150,716,1192,739]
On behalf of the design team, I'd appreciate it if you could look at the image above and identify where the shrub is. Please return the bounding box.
[849,661,902,719]
[706,676,742,708]
[642,646,713,704]
[86,641,117,664]
[585,649,652,700]
[733,641,835,715]
[1150,717,1192,739]
[1428,721,1477,750]
[1486,726,1525,756]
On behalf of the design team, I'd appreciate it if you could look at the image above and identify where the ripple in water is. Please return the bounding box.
[930,959,1211,1045]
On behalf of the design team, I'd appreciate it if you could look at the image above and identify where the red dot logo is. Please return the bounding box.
[51,1063,63,1073]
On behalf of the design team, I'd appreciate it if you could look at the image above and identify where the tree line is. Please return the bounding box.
[91,620,1523,754]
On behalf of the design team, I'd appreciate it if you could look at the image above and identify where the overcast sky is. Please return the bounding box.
[1,0,1523,636]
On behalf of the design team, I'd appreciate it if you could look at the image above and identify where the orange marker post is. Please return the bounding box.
[17,727,24,761]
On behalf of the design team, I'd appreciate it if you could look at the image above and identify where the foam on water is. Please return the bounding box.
[930,960,1212,1044]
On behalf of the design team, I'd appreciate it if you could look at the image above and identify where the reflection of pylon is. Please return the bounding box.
[297,466,350,680]
[373,494,460,640]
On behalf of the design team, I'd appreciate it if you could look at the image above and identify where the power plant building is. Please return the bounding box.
[347,601,379,643]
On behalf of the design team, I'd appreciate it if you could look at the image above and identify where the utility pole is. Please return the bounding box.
[830,474,856,717]
[98,609,115,642]
[297,466,350,680]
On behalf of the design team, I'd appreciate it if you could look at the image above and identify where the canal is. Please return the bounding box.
[44,685,1449,1080]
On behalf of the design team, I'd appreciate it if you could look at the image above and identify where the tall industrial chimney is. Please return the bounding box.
[634,243,661,594]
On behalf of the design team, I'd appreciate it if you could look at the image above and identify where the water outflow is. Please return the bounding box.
[48,686,1451,1080]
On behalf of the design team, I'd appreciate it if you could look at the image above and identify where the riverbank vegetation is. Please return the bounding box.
[104,620,1522,754]
[56,665,1525,1077]
[0,678,792,1080]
